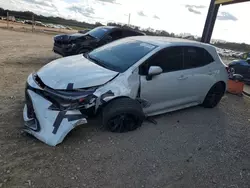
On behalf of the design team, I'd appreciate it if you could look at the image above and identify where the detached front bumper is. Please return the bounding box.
[23,74,88,146]
[53,45,70,57]
[53,43,76,57]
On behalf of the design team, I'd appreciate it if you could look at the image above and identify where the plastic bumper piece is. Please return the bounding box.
[23,89,87,146]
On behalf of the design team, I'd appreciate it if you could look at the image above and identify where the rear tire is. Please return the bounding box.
[202,82,225,108]
[102,98,144,133]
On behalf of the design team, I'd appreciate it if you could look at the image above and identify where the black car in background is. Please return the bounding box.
[53,26,145,56]
[228,58,250,83]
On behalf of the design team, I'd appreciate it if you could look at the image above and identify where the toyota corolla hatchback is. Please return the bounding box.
[24,36,228,146]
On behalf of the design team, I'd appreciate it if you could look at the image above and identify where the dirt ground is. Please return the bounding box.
[0,29,250,188]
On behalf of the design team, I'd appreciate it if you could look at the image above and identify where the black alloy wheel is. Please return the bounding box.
[102,98,144,133]
[106,113,141,133]
[203,83,225,108]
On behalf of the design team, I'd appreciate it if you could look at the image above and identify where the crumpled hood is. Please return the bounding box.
[37,55,119,90]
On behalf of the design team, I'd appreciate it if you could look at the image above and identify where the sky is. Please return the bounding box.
[0,0,250,43]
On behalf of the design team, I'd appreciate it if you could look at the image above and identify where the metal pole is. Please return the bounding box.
[206,4,220,43]
[128,13,131,26]
[201,0,250,43]
[32,14,34,32]
[201,0,217,43]
[7,12,9,29]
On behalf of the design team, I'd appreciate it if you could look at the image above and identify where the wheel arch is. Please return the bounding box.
[203,81,226,102]
[96,96,138,114]
[216,81,226,92]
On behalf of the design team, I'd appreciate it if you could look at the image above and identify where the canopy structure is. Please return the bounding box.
[201,0,250,43]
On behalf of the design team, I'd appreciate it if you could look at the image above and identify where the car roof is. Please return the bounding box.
[127,36,207,48]
[98,26,118,29]
[102,26,145,35]
[119,28,145,34]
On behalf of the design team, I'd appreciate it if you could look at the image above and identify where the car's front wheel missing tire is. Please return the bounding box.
[102,98,144,133]
[202,82,225,108]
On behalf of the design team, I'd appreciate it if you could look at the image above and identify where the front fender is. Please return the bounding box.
[93,71,140,111]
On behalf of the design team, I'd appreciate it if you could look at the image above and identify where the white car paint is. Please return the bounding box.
[24,78,88,146]
[37,54,119,89]
[23,36,228,146]
[141,62,224,116]
[24,90,87,146]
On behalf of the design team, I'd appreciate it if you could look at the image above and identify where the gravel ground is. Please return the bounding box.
[0,29,250,188]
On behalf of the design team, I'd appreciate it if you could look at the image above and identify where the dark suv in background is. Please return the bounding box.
[53,26,145,56]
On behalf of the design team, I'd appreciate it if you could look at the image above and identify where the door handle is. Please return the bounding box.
[178,75,188,80]
[208,70,213,75]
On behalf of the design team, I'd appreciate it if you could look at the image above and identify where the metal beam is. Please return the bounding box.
[201,0,219,43]
[201,0,250,43]
[215,0,250,5]
[205,4,219,43]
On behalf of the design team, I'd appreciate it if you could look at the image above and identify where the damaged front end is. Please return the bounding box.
[23,73,98,146]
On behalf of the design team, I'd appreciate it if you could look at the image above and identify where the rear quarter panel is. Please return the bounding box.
[207,45,229,90]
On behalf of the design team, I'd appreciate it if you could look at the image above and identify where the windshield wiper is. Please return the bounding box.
[84,54,118,72]
[86,55,110,69]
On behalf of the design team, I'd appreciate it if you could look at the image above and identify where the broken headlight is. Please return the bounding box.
[31,73,98,111]
[45,88,97,111]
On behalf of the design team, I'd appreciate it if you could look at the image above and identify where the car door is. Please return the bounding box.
[182,46,217,102]
[237,60,250,79]
[246,59,250,79]
[139,46,192,115]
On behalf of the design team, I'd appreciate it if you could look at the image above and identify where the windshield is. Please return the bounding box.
[87,39,157,72]
[87,27,110,39]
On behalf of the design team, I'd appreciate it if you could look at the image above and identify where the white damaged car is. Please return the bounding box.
[23,36,228,146]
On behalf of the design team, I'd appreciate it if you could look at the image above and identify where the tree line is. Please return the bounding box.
[0,8,99,29]
[0,7,249,52]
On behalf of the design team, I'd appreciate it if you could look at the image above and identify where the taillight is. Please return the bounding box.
[225,66,230,74]
[225,66,233,79]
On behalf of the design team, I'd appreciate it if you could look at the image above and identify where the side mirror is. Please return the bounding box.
[146,66,163,80]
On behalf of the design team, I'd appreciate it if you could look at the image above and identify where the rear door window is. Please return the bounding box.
[183,46,214,69]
